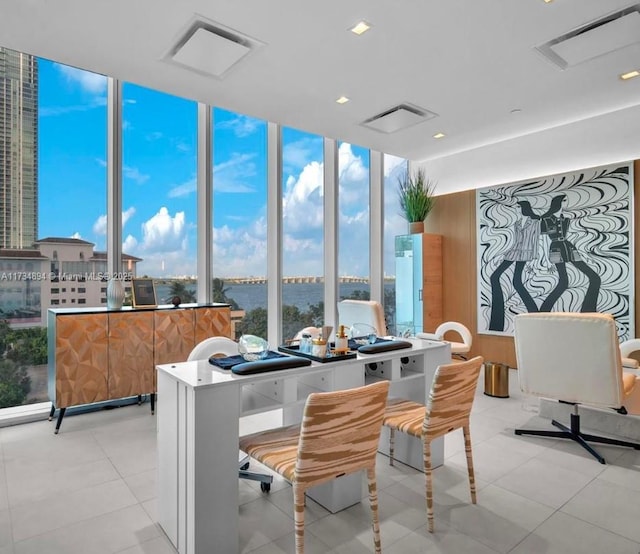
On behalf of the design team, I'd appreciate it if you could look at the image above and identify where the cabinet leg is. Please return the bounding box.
[150,393,155,415]
[54,407,66,434]
[48,403,56,422]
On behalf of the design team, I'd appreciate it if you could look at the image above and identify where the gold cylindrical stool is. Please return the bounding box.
[484,362,509,398]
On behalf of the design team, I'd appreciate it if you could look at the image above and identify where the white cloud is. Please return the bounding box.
[338,143,368,206]
[216,114,262,138]
[123,165,149,185]
[139,207,187,254]
[168,178,196,198]
[92,207,137,236]
[213,152,258,193]
[39,97,107,117]
[146,131,163,141]
[70,232,82,239]
[122,234,138,252]
[283,136,322,172]
[55,63,107,94]
[384,154,406,177]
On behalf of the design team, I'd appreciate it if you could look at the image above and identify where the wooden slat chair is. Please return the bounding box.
[239,380,390,554]
[382,356,484,533]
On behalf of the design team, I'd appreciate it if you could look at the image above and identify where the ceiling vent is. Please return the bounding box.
[362,104,438,134]
[166,18,262,79]
[536,5,640,70]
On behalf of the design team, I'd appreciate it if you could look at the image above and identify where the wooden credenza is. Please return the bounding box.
[47,304,231,432]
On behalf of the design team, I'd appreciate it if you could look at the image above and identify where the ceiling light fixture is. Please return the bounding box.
[336,96,350,104]
[544,0,554,3]
[350,21,371,35]
[620,69,640,80]
[433,132,445,139]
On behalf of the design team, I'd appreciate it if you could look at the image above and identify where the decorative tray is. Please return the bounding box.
[277,344,358,363]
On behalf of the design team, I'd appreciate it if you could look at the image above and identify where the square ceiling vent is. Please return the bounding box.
[167,18,263,79]
[362,104,437,134]
[537,5,640,70]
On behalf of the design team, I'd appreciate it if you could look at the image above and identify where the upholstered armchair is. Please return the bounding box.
[514,312,640,464]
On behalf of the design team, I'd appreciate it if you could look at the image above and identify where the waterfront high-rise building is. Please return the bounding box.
[0,47,37,249]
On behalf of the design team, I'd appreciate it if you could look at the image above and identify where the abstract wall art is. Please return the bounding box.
[477,162,634,339]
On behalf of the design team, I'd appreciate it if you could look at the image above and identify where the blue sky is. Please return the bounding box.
[37,58,407,278]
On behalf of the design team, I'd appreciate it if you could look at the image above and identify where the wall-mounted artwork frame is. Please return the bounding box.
[476,162,634,340]
[132,278,157,309]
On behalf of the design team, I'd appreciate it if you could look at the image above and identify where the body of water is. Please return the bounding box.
[156,281,395,313]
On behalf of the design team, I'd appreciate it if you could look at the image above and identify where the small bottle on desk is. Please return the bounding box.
[335,325,348,352]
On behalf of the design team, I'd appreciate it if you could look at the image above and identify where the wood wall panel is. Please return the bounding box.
[195,306,232,344]
[55,314,109,408]
[422,234,443,333]
[108,311,154,398]
[426,161,640,369]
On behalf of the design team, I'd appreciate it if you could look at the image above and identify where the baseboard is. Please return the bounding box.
[539,398,640,442]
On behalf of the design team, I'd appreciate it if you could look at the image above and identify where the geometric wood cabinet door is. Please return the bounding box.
[108,310,154,399]
[53,313,109,408]
[154,309,196,366]
[195,305,231,344]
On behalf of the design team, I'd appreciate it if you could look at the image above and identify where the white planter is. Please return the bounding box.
[106,277,125,309]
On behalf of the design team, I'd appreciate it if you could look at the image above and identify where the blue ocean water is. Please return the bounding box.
[156,281,394,312]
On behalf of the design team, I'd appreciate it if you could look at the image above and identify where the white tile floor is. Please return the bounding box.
[2,370,640,553]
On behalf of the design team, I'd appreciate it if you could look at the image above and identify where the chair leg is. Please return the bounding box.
[389,428,395,466]
[423,438,434,533]
[293,484,305,554]
[463,425,477,504]
[367,467,382,553]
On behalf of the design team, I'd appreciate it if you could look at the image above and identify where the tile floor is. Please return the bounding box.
[2,370,640,553]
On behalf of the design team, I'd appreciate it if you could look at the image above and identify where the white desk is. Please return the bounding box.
[156,338,450,554]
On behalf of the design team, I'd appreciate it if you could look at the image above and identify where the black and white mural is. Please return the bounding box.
[477,163,634,339]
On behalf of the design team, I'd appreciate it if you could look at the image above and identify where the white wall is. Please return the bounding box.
[417,103,640,194]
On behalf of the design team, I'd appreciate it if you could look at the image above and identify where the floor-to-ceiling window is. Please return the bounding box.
[212,108,267,339]
[121,83,197,305]
[281,127,324,340]
[338,142,370,304]
[383,154,408,334]
[0,54,108,408]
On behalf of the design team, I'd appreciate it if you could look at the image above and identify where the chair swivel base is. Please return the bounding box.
[515,412,640,464]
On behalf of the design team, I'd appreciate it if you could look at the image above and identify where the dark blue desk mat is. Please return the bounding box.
[209,350,286,370]
[232,356,312,375]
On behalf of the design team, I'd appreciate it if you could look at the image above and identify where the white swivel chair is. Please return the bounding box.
[514,312,640,464]
[188,336,273,491]
[337,300,387,336]
[418,321,472,359]
[620,338,640,372]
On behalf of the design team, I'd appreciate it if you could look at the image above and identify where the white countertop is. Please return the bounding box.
[156,337,448,389]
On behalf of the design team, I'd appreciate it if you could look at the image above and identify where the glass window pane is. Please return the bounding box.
[383,155,408,335]
[122,83,197,306]
[338,142,370,302]
[281,127,324,341]
[212,108,267,339]
[0,49,107,408]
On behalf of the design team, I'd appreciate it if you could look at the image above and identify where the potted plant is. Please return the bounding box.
[397,168,436,234]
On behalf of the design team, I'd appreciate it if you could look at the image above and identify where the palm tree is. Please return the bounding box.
[168,280,196,303]
[212,278,239,309]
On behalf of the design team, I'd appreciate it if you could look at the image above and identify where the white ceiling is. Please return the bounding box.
[2,0,639,194]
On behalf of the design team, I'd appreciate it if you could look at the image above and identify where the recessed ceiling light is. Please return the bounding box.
[433,132,445,139]
[620,70,640,80]
[543,0,554,3]
[336,96,350,104]
[350,21,371,35]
